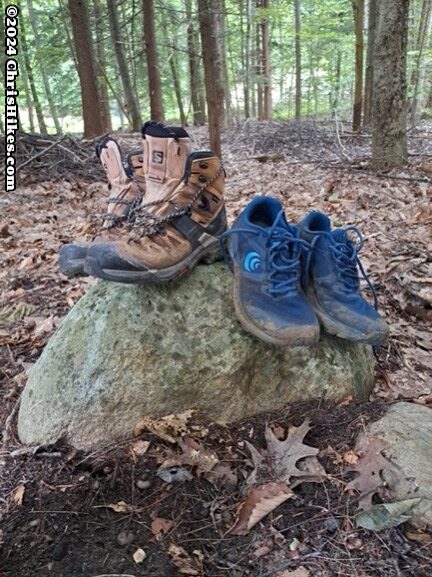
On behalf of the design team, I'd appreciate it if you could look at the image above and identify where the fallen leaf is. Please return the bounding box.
[265,419,324,483]
[229,481,293,535]
[346,436,397,510]
[157,465,194,483]
[151,517,174,540]
[269,422,286,440]
[168,544,203,575]
[11,484,25,506]
[133,410,195,443]
[130,439,150,460]
[133,547,147,564]
[103,501,136,513]
[355,498,423,531]
[0,302,36,326]
[344,450,359,465]
[274,567,311,577]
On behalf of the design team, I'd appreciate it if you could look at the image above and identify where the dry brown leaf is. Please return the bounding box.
[269,422,286,440]
[132,547,147,564]
[133,410,195,443]
[11,484,25,506]
[344,450,359,465]
[151,517,174,541]
[265,419,323,483]
[168,544,203,575]
[130,439,150,460]
[103,501,136,513]
[229,481,293,535]
[345,436,396,510]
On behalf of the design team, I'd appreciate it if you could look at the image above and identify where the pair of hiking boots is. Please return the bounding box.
[59,121,226,283]
[225,196,389,347]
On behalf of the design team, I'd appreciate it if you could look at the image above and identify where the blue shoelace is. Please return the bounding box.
[221,212,311,297]
[308,226,378,310]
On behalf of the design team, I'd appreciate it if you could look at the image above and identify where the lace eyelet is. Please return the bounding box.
[199,161,208,169]
[199,175,207,183]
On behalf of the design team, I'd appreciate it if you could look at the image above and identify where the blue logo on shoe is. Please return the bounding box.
[244,251,261,272]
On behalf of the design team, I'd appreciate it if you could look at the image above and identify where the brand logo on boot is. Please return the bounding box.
[244,251,261,272]
[152,151,164,164]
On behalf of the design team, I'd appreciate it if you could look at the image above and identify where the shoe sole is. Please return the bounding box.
[84,234,222,284]
[307,287,389,346]
[232,276,320,347]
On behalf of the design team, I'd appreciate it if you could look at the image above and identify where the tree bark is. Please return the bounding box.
[93,0,112,132]
[256,19,263,119]
[244,0,252,117]
[143,0,164,121]
[410,0,432,126]
[218,0,231,126]
[169,54,187,125]
[371,0,409,169]
[68,0,105,138]
[352,0,364,131]
[26,0,62,133]
[363,0,376,127]
[20,8,47,133]
[185,0,206,125]
[294,0,302,120]
[197,0,225,157]
[21,53,35,132]
[261,0,272,120]
[107,0,141,130]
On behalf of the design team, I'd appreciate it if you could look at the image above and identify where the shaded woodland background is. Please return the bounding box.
[1,0,431,168]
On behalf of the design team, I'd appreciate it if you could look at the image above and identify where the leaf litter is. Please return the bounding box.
[1,123,432,577]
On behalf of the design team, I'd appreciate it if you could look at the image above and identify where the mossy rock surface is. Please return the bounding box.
[18,263,374,449]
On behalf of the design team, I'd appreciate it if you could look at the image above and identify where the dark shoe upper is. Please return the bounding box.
[299,211,389,344]
[225,196,319,346]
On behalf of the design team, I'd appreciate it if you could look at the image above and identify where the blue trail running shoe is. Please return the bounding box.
[223,196,320,346]
[299,211,389,345]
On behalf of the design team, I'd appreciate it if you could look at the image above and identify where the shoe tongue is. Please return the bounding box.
[142,121,190,140]
[332,228,349,244]
[272,210,297,237]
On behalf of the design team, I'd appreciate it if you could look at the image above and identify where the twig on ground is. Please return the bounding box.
[2,393,21,449]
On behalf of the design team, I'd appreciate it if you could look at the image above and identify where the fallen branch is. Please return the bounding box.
[10,135,68,174]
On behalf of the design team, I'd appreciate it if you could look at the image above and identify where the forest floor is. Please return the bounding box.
[1,120,431,576]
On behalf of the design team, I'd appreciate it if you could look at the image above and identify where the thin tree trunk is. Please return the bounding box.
[197,0,225,157]
[256,21,263,119]
[331,51,342,115]
[218,0,231,126]
[68,0,105,138]
[185,0,206,125]
[371,0,409,169]
[261,0,272,120]
[20,10,47,133]
[169,54,187,125]
[363,0,376,127]
[244,0,252,117]
[352,0,364,131]
[26,0,62,133]
[58,0,78,69]
[107,0,141,130]
[21,56,35,132]
[294,0,302,120]
[143,0,164,121]
[410,0,432,126]
[93,0,112,132]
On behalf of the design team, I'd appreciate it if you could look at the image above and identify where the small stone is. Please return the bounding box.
[52,540,68,561]
[117,529,135,546]
[136,479,151,490]
[324,517,340,532]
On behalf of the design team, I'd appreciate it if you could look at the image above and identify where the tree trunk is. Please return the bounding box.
[169,54,187,125]
[107,0,141,130]
[371,0,409,169]
[26,0,62,133]
[294,0,302,120]
[68,0,105,138]
[363,0,376,127]
[218,0,231,126]
[197,0,225,157]
[93,0,112,132]
[143,0,164,121]
[410,0,432,126]
[185,0,206,125]
[261,0,272,120]
[21,55,35,132]
[20,9,47,133]
[331,50,342,115]
[244,0,252,117]
[352,0,364,131]
[256,20,263,119]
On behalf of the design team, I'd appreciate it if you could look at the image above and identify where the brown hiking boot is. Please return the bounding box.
[85,151,226,283]
[59,124,191,277]
[59,137,144,277]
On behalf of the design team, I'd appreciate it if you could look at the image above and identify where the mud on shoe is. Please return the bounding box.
[58,137,144,277]
[223,196,320,346]
[85,151,226,284]
[299,211,389,345]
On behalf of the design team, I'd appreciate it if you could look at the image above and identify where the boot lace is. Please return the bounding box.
[309,227,378,310]
[126,165,224,239]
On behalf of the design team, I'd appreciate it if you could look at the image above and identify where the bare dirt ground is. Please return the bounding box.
[0,121,431,576]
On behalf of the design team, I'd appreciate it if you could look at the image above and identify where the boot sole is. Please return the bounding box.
[84,234,222,284]
[232,276,320,347]
[307,287,389,346]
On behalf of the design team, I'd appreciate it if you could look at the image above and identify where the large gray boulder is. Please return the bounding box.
[18,263,374,450]
[364,402,432,524]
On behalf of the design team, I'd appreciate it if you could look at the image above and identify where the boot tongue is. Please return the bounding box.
[332,228,349,244]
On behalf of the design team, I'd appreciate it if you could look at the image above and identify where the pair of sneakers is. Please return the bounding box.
[224,196,389,347]
[59,121,226,283]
